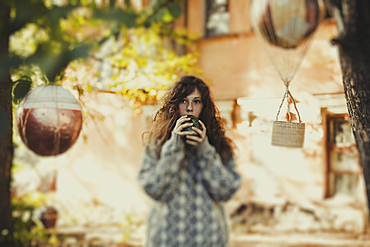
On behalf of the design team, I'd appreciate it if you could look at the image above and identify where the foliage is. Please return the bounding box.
[10,152,57,246]
[62,23,201,113]
[5,194,48,247]
[6,0,196,104]
[9,23,50,59]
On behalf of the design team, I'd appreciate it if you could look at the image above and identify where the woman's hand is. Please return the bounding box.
[186,120,206,146]
[173,115,193,136]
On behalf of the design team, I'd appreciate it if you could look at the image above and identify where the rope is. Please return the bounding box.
[276,91,287,121]
[288,90,302,123]
[275,85,302,123]
[52,85,61,155]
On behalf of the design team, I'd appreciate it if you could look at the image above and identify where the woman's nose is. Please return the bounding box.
[187,103,193,111]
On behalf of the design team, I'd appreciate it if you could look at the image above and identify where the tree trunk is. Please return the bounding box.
[0,76,14,246]
[0,4,14,246]
[331,0,370,221]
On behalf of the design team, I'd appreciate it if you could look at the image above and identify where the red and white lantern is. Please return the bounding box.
[16,84,83,156]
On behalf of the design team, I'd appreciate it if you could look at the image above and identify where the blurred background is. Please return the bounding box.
[1,0,368,246]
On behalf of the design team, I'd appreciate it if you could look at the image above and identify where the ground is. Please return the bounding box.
[36,229,370,246]
[230,232,370,247]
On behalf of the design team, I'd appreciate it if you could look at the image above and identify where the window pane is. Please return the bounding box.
[330,119,356,146]
[206,0,229,37]
[215,0,227,4]
[207,12,230,36]
[329,118,359,172]
[331,174,358,196]
[330,151,359,173]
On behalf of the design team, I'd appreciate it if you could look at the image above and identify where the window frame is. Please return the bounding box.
[324,112,361,198]
[204,0,230,38]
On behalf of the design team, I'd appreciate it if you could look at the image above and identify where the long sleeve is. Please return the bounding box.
[138,132,185,202]
[197,137,241,202]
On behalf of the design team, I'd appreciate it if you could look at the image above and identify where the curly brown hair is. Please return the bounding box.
[144,76,235,163]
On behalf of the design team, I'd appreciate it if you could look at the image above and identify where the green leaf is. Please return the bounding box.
[120,11,138,28]
[93,8,137,28]
[162,8,174,23]
[168,3,182,18]
[153,7,165,22]
[12,77,32,103]
[70,44,91,59]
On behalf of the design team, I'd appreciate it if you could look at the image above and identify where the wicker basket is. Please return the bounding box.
[271,121,305,148]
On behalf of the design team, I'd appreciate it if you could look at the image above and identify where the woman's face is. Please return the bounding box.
[178,88,203,118]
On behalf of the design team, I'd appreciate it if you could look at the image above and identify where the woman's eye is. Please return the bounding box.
[181,100,187,104]
[194,100,201,104]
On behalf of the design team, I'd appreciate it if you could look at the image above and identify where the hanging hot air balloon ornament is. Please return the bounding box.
[16,84,83,156]
[250,0,324,147]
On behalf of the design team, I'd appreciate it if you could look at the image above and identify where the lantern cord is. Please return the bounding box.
[276,91,287,121]
[286,86,290,121]
[288,89,302,123]
[275,85,302,123]
[52,85,61,156]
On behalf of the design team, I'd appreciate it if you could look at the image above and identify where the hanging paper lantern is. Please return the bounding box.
[16,85,83,156]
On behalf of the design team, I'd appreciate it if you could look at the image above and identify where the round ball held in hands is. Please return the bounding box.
[181,115,205,146]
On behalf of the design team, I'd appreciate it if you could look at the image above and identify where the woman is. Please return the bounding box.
[138,76,241,247]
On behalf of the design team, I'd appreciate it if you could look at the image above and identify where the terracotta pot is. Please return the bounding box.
[40,207,58,228]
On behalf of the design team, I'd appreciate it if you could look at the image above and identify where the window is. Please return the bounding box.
[326,114,361,197]
[205,0,229,37]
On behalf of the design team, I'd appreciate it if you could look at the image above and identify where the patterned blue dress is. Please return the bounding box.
[138,132,241,247]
